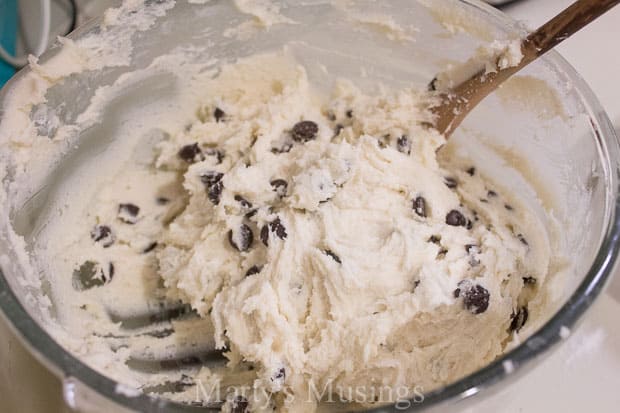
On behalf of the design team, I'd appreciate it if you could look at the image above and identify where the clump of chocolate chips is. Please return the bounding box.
[446,210,467,227]
[463,284,490,314]
[91,225,114,248]
[213,107,225,122]
[231,396,249,413]
[323,249,342,264]
[234,195,253,209]
[245,265,262,277]
[178,143,204,163]
[200,171,224,205]
[270,179,288,197]
[444,177,458,189]
[396,135,411,155]
[509,306,529,332]
[118,203,140,224]
[228,224,254,252]
[291,120,318,142]
[260,217,287,246]
[413,196,427,218]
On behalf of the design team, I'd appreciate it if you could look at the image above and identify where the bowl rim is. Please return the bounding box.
[1,0,619,412]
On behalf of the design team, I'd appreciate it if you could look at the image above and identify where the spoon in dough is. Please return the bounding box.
[432,0,620,137]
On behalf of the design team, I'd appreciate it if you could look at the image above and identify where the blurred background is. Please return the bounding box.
[1,0,619,412]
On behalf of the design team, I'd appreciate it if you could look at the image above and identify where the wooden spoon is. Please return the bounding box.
[432,0,620,137]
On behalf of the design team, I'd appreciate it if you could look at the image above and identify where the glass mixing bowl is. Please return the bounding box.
[0,0,619,412]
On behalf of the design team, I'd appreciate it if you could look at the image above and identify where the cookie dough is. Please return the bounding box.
[38,52,551,412]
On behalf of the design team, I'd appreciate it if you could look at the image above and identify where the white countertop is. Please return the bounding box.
[1,1,619,412]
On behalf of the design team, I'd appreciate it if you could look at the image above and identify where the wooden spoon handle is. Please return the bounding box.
[526,0,620,59]
[433,0,620,137]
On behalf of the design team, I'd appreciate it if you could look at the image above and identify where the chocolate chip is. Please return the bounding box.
[428,235,441,244]
[245,265,262,277]
[327,111,337,121]
[228,224,254,252]
[453,288,461,298]
[465,244,480,266]
[118,203,140,224]
[436,248,448,259]
[245,209,258,218]
[291,121,318,142]
[91,225,114,248]
[397,135,411,155]
[324,249,341,264]
[509,306,529,332]
[517,234,529,246]
[178,143,204,163]
[231,396,249,413]
[207,181,223,205]
[480,198,489,203]
[413,280,421,291]
[522,276,537,285]
[156,197,170,205]
[444,177,458,189]
[200,172,224,205]
[271,142,293,154]
[346,109,353,118]
[72,261,109,291]
[467,167,476,176]
[428,77,438,91]
[413,196,427,218]
[143,242,158,254]
[270,179,288,197]
[463,284,490,314]
[446,210,467,227]
[234,195,253,209]
[504,204,514,211]
[273,367,286,381]
[213,107,225,122]
[260,225,269,246]
[487,190,498,197]
[466,219,473,230]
